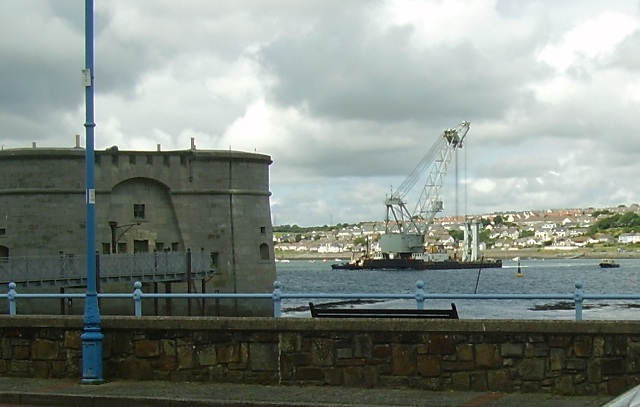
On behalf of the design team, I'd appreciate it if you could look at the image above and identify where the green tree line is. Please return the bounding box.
[589,212,640,234]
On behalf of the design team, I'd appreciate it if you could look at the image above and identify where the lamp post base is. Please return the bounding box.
[81,326,104,384]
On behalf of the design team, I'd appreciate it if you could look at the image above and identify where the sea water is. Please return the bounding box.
[275,258,640,320]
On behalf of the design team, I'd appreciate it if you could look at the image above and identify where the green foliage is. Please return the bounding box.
[274,224,340,233]
[353,236,367,246]
[448,230,464,242]
[589,211,640,234]
[520,230,535,238]
[479,230,494,246]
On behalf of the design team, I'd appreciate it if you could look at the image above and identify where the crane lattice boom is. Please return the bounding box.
[380,121,469,257]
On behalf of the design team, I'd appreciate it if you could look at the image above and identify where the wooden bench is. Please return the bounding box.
[308,302,459,319]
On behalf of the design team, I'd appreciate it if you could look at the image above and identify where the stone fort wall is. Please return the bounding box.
[0,316,637,396]
[0,146,276,315]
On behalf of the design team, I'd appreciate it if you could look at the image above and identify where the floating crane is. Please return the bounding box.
[379,121,470,259]
[332,121,501,270]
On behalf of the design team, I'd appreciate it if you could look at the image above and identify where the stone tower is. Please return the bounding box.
[0,142,276,316]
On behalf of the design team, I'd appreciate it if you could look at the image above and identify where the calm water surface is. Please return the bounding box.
[275,258,640,320]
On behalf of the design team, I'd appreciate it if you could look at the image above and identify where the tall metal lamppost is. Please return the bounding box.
[81,0,103,383]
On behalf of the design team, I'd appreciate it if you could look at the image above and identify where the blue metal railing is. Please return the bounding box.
[3,280,640,320]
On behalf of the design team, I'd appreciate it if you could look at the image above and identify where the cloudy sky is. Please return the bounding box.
[2,1,640,227]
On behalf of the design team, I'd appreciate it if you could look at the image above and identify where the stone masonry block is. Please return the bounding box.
[606,336,629,356]
[476,344,501,368]
[353,334,372,358]
[336,347,353,359]
[64,331,81,350]
[217,343,241,364]
[162,339,176,356]
[280,333,302,353]
[574,336,592,357]
[417,355,441,377]
[470,371,488,391]
[457,344,473,361]
[250,343,278,371]
[392,344,416,376]
[593,336,605,357]
[451,371,471,391]
[135,339,160,358]
[587,360,602,383]
[177,344,197,370]
[487,369,510,391]
[311,339,334,367]
[518,358,546,380]
[31,339,60,360]
[566,358,587,371]
[548,336,571,348]
[602,358,625,375]
[428,334,455,355]
[196,346,218,366]
[549,348,565,371]
[501,342,524,358]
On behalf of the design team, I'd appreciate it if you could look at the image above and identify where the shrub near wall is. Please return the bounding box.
[0,316,639,396]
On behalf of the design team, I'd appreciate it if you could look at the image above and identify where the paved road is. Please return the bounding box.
[0,377,616,407]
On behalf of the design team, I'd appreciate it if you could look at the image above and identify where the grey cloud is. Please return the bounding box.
[258,18,544,125]
[609,30,640,72]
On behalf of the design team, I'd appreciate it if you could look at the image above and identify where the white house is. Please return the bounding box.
[618,233,640,244]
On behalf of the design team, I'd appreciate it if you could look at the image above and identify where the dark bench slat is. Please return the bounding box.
[309,302,459,319]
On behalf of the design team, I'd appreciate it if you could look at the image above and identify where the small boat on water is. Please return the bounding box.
[599,259,620,268]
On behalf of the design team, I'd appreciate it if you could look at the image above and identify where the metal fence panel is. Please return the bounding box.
[0,252,208,288]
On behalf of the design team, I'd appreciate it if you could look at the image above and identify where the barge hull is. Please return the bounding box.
[332,258,502,270]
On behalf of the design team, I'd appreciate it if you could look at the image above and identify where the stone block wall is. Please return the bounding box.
[0,316,639,396]
[0,147,276,316]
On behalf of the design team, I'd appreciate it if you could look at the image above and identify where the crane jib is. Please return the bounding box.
[381,121,471,258]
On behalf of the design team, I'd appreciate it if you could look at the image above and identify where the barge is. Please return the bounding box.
[331,256,502,271]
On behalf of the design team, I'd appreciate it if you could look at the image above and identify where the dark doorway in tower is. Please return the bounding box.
[134,240,149,253]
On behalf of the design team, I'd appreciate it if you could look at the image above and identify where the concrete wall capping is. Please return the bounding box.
[0,316,636,334]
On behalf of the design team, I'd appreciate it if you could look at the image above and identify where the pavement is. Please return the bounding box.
[0,377,618,407]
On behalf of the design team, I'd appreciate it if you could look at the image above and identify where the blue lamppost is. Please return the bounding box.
[81,0,103,383]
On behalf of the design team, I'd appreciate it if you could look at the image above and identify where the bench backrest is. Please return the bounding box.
[309,302,459,319]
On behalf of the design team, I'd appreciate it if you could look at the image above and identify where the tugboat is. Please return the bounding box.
[599,258,620,268]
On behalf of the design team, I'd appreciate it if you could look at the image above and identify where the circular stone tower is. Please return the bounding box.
[0,143,276,316]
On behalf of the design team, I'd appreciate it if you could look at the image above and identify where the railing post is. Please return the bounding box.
[133,281,143,317]
[7,282,17,315]
[415,280,425,310]
[95,251,101,294]
[272,281,282,317]
[574,281,584,321]
[186,249,192,316]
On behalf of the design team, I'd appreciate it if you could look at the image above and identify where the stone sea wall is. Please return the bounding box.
[0,316,638,396]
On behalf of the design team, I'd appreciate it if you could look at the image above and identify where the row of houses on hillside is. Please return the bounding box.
[274,206,640,253]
